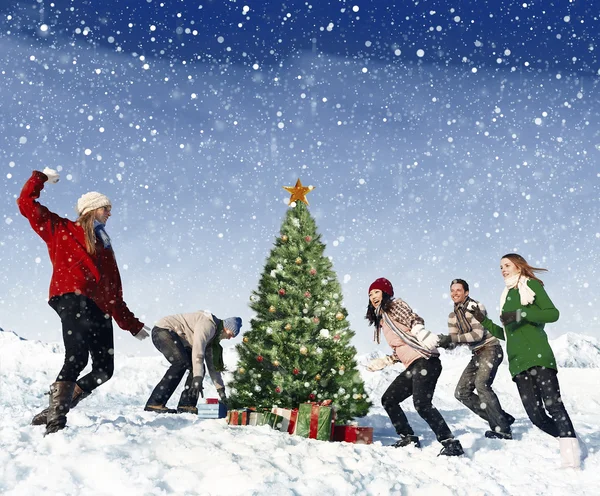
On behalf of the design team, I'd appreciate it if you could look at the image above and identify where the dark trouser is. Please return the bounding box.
[146,327,199,408]
[454,344,511,432]
[381,356,453,443]
[49,293,114,393]
[513,366,575,438]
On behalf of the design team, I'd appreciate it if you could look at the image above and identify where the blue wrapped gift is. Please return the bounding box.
[197,402,228,419]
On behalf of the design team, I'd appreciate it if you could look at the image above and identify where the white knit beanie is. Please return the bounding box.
[76,191,111,217]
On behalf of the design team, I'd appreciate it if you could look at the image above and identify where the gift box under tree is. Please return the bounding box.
[271,407,299,434]
[295,402,335,441]
[197,401,227,419]
[332,425,373,445]
[227,409,251,425]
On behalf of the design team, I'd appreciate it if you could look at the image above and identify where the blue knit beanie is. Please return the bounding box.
[223,317,242,337]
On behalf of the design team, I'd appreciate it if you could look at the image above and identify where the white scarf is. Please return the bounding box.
[500,274,536,310]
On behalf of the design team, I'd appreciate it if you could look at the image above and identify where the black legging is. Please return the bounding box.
[513,366,575,438]
[49,293,114,392]
[382,356,453,442]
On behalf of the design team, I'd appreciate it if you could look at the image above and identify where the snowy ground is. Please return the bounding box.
[0,329,599,496]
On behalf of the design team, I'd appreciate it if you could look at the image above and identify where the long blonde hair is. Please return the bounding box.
[501,253,547,285]
[77,211,98,255]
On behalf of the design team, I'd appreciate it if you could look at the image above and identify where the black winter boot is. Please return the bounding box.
[504,413,516,426]
[438,438,464,457]
[44,381,77,436]
[485,430,513,440]
[32,384,91,426]
[392,435,421,448]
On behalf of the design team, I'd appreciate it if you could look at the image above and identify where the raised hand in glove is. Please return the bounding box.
[467,303,486,323]
[217,388,228,405]
[500,310,522,326]
[42,167,60,184]
[188,376,204,399]
[366,355,394,371]
[437,334,453,349]
[134,325,151,341]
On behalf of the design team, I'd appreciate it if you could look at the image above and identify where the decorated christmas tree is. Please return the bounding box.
[228,180,371,422]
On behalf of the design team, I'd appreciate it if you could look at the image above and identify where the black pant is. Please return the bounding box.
[382,356,453,442]
[455,344,511,432]
[49,293,114,393]
[146,327,199,408]
[513,366,575,438]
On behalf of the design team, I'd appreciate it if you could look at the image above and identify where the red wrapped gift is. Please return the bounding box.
[332,425,373,445]
[205,398,219,404]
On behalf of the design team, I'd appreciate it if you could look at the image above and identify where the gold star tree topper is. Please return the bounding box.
[283,178,315,205]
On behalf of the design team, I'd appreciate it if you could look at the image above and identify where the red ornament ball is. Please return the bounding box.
[304,291,311,298]
[308,394,315,400]
[275,387,282,393]
[305,235,312,242]
[257,355,264,362]
[333,334,341,341]
[309,268,317,276]
[293,368,300,375]
[278,288,286,296]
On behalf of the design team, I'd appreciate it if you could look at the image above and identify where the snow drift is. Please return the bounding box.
[0,328,599,495]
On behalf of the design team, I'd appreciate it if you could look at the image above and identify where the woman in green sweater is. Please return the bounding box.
[468,253,584,469]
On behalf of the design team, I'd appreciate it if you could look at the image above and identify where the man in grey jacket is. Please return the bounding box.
[437,279,513,439]
[144,311,242,414]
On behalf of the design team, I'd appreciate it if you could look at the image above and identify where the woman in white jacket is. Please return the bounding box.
[365,278,463,456]
[145,311,241,414]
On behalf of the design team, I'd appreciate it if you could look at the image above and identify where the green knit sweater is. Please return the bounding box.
[481,279,559,378]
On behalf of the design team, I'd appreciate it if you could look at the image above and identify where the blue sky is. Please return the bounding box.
[0,1,598,356]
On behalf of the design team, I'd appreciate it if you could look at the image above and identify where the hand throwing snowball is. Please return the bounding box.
[18,169,147,436]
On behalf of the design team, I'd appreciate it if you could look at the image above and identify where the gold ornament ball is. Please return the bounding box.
[238,367,246,374]
[339,365,345,371]
[335,312,344,321]
[315,374,321,381]
[299,345,308,355]
[284,323,292,331]
[295,257,303,265]
[273,360,280,367]
[356,393,362,400]
[281,234,288,242]
[269,305,276,313]
[243,336,249,343]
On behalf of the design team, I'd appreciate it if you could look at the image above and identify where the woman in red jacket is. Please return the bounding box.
[18,168,149,435]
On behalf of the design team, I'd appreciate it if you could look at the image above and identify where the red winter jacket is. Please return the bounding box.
[17,171,144,335]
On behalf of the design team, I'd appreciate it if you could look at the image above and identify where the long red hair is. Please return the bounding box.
[501,253,547,285]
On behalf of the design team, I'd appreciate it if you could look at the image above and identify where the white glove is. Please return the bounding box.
[134,325,151,341]
[420,333,439,350]
[411,324,439,350]
[42,167,60,184]
[366,355,394,372]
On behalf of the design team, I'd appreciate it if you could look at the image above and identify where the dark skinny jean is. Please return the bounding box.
[454,344,512,433]
[49,293,114,393]
[513,366,575,438]
[146,327,199,408]
[382,356,453,443]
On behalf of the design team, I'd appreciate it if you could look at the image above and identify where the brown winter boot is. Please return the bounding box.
[44,381,77,436]
[31,384,91,426]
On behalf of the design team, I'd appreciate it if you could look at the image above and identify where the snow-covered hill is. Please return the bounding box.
[1,329,599,495]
